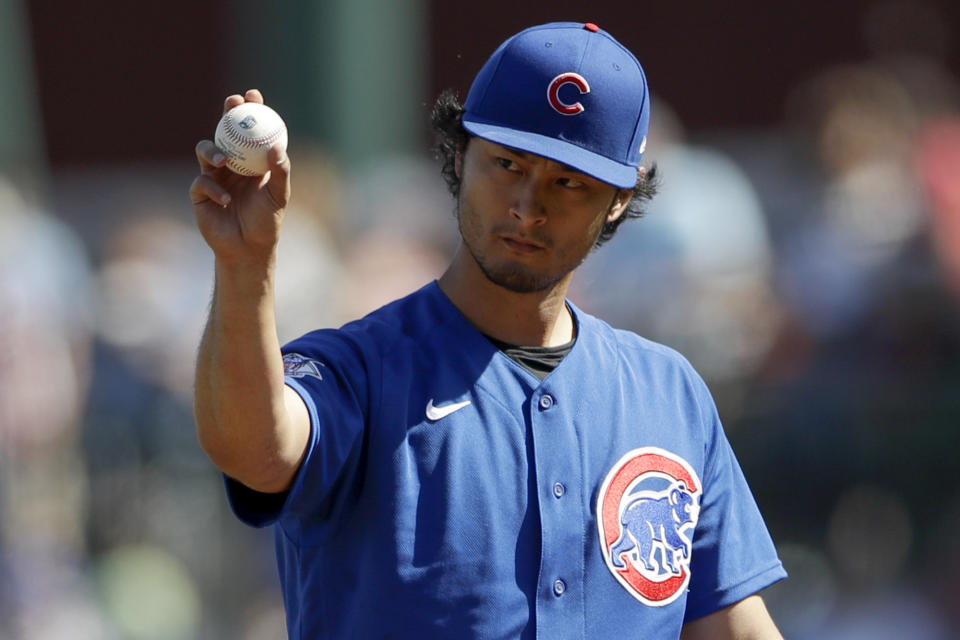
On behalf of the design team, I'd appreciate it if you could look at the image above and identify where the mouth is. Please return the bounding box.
[500,234,545,254]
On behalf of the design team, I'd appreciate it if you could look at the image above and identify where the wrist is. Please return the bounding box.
[214,252,278,296]
[214,244,277,273]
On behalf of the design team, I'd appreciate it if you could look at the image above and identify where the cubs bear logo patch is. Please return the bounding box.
[597,447,702,606]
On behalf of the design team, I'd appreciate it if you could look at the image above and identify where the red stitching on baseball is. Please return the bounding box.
[222,116,285,149]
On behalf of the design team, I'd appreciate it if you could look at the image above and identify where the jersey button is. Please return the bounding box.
[539,394,554,410]
[553,578,566,597]
[553,482,565,498]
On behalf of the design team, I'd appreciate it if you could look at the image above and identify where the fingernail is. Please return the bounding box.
[222,193,231,204]
[214,153,226,164]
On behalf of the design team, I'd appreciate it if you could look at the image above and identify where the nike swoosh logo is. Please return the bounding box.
[426,398,471,421]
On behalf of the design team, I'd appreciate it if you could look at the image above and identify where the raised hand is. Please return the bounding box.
[189,89,292,265]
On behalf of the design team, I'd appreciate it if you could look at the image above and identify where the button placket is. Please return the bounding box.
[529,384,584,630]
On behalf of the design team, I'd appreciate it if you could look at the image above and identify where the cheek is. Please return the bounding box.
[583,214,607,247]
[456,187,488,240]
[588,211,606,235]
[572,206,612,249]
[460,174,506,224]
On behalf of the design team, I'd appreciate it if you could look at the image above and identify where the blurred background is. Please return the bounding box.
[1,0,959,637]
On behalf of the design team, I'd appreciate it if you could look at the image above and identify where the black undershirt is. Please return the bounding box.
[484,334,576,380]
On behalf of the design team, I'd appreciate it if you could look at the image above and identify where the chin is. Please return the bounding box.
[479,261,565,294]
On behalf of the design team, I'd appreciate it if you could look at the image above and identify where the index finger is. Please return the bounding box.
[221,89,264,115]
[222,94,245,116]
[195,139,227,172]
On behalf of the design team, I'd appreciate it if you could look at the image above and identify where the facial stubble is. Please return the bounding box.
[454,194,607,294]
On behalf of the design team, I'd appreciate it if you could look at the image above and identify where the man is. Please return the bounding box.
[190,22,786,639]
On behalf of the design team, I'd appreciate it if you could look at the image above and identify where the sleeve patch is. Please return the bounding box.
[283,352,326,380]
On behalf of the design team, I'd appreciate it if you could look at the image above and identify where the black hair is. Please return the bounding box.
[430,90,659,246]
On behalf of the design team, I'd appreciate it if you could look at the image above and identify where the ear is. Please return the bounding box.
[606,187,633,223]
[606,166,644,223]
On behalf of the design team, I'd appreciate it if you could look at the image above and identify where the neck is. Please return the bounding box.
[437,246,575,347]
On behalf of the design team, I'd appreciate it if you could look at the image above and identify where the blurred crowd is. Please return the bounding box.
[2,4,960,638]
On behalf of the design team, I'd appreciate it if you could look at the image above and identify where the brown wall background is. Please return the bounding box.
[27,1,960,165]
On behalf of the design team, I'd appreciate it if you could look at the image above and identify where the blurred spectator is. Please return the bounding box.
[275,148,347,343]
[0,176,93,450]
[781,61,925,336]
[94,213,213,399]
[915,119,960,301]
[333,155,456,322]
[0,175,102,637]
[80,194,296,638]
[727,4,960,634]
[573,99,781,403]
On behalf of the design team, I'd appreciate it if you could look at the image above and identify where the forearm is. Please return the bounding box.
[189,90,304,491]
[194,254,299,490]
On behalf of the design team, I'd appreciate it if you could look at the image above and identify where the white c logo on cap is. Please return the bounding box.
[548,72,590,115]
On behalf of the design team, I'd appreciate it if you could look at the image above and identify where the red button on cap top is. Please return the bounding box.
[584,22,600,32]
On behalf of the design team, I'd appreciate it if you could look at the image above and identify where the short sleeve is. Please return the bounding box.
[683,379,786,622]
[225,330,370,529]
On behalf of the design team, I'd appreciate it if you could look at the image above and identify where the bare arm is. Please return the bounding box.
[680,595,783,640]
[190,89,310,493]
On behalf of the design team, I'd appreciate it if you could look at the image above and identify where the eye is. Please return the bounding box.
[496,157,522,173]
[557,176,586,189]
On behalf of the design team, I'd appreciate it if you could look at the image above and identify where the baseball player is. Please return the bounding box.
[190,22,786,639]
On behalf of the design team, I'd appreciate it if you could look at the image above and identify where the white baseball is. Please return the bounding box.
[214,102,288,176]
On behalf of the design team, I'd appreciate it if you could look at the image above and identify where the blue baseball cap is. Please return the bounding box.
[462,22,650,189]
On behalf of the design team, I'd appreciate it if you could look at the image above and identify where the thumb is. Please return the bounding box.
[265,143,291,206]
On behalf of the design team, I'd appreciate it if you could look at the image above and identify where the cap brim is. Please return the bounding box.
[462,118,640,189]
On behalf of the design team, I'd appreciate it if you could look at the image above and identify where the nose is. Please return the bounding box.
[509,178,547,226]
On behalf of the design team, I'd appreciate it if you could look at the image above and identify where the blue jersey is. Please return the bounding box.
[226,281,785,639]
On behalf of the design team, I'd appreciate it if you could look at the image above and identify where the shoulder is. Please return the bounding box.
[285,282,447,357]
[572,304,718,432]
[575,304,705,382]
